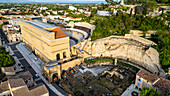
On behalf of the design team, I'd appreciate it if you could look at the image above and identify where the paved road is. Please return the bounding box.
[9,43,57,96]
[0,29,9,44]
[0,29,57,96]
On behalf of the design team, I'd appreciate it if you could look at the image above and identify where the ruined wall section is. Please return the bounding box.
[82,35,165,76]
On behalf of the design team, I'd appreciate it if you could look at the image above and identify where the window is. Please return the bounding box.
[146,81,148,86]
[56,53,60,61]
[138,83,140,86]
[137,78,141,82]
[63,52,66,58]
[155,88,158,92]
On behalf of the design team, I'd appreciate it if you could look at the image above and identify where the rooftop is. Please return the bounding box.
[29,83,49,96]
[137,70,159,83]
[24,20,67,39]
[13,83,48,96]
[0,81,9,93]
[8,71,32,81]
[9,78,26,88]
[49,27,67,39]
[28,20,55,29]
[25,15,41,19]
[153,78,170,93]
[2,66,15,73]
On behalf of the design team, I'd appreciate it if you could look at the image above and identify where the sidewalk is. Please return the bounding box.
[121,84,140,96]
[16,42,64,96]
[13,56,24,72]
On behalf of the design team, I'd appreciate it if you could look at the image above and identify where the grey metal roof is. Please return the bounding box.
[28,21,55,29]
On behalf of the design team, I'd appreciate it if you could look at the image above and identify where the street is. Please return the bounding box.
[0,29,58,96]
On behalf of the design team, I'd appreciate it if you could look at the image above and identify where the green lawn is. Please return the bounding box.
[84,58,113,63]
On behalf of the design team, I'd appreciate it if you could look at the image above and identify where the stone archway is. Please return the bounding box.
[56,53,60,61]
[63,52,66,58]
[68,67,74,74]
[61,70,67,79]
[52,73,59,82]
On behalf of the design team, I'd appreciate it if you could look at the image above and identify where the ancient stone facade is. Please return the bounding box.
[75,34,165,77]
[41,58,83,83]
[19,20,70,63]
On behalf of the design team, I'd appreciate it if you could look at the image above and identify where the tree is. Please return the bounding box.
[0,47,15,67]
[142,0,158,15]
[161,8,165,16]
[90,8,97,17]
[130,8,133,17]
[165,92,170,96]
[140,87,160,96]
[139,24,152,37]
[151,30,170,72]
[105,0,114,4]
[134,6,138,16]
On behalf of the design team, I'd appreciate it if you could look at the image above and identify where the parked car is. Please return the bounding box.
[34,57,38,61]
[18,63,21,66]
[35,74,39,78]
[28,66,32,68]
[21,66,25,69]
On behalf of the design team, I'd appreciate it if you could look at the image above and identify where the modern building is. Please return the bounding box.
[135,70,170,96]
[19,20,70,63]
[19,19,95,83]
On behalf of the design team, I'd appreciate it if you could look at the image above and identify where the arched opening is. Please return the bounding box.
[56,53,60,61]
[16,38,18,41]
[63,52,66,58]
[61,70,67,79]
[52,73,58,82]
[69,68,74,74]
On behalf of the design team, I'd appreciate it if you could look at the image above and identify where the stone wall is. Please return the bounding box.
[42,58,83,83]
[80,34,165,76]
[130,30,157,38]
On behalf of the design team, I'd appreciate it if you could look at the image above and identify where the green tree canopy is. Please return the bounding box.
[140,87,160,96]
[0,47,15,67]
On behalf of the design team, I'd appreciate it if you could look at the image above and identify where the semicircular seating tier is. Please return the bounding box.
[64,31,84,42]
[65,28,88,39]
[69,39,76,46]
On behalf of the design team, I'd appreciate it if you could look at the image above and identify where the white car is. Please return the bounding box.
[35,74,39,78]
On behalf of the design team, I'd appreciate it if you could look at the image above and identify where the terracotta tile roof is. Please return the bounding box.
[137,70,159,83]
[9,71,32,81]
[2,66,15,73]
[30,83,49,96]
[12,86,30,96]
[49,27,67,39]
[9,78,26,88]
[153,78,170,93]
[12,83,48,96]
[0,81,9,93]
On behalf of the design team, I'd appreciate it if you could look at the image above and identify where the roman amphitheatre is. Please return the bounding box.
[40,21,165,84]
